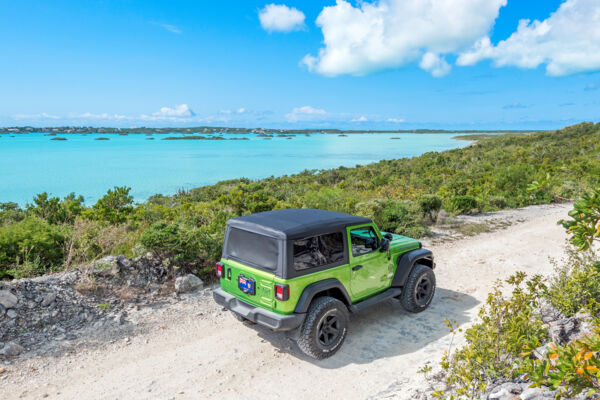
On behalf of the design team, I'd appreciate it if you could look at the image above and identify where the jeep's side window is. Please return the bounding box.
[350,226,379,257]
[293,232,344,270]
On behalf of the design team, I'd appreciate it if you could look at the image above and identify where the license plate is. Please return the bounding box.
[238,275,255,295]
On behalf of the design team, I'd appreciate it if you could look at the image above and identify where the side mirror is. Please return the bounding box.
[379,238,390,252]
[384,233,393,240]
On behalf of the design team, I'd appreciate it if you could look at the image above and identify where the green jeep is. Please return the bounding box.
[213,209,436,359]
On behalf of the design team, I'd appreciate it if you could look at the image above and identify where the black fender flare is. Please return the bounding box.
[294,278,352,313]
[391,248,434,288]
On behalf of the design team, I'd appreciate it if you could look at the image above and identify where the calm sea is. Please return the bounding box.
[0,132,472,205]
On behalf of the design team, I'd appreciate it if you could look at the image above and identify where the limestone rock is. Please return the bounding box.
[0,342,24,357]
[0,290,18,309]
[175,274,204,294]
[41,293,56,307]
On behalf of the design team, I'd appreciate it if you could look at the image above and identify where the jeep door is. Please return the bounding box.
[347,224,392,300]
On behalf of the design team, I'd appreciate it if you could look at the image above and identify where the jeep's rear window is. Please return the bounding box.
[293,232,344,270]
[223,227,278,271]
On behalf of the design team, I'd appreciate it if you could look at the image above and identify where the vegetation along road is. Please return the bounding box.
[0,203,571,399]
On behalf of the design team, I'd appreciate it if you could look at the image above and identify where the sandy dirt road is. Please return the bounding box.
[0,204,572,400]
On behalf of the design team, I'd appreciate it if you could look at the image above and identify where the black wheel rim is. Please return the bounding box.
[414,276,432,306]
[317,313,341,347]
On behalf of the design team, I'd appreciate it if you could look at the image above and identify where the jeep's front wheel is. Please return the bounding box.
[400,264,436,313]
[297,296,348,359]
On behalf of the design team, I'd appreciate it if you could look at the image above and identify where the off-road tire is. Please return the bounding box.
[297,296,348,359]
[400,264,436,313]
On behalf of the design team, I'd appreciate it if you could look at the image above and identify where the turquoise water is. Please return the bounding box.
[0,132,471,205]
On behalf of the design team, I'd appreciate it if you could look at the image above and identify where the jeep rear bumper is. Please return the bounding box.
[213,288,305,331]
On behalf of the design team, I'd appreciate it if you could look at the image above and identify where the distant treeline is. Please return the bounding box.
[0,126,540,135]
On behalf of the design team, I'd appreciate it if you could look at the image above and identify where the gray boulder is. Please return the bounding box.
[488,382,523,399]
[520,387,550,400]
[548,317,580,345]
[175,274,204,293]
[0,342,24,357]
[92,256,120,277]
[548,312,594,345]
[41,293,56,307]
[0,290,18,309]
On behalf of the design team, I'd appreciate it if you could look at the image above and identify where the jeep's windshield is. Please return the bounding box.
[223,227,279,271]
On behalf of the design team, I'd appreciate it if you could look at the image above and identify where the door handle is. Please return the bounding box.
[352,265,363,271]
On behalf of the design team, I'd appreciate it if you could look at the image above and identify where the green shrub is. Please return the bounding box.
[0,217,68,278]
[559,188,600,252]
[87,186,134,224]
[140,222,221,278]
[448,195,478,214]
[418,195,442,221]
[528,328,600,397]
[488,195,508,210]
[26,192,84,224]
[0,202,24,225]
[440,273,548,396]
[69,218,137,265]
[379,201,427,238]
[547,251,600,317]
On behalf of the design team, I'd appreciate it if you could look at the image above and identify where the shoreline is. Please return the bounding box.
[0,127,544,135]
[0,132,475,206]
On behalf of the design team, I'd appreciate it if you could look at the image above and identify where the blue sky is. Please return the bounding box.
[1,0,599,130]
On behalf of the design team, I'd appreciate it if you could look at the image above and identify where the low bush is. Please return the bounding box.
[419,195,442,221]
[140,222,222,277]
[547,251,600,317]
[488,195,508,210]
[448,195,478,214]
[528,329,600,397]
[86,186,134,224]
[438,273,548,397]
[0,217,68,278]
[68,218,137,266]
[436,188,600,398]
[378,201,428,238]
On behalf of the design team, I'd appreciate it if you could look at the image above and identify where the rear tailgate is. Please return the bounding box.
[220,259,275,310]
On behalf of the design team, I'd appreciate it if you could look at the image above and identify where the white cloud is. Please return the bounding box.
[386,117,405,123]
[303,0,506,77]
[457,0,600,76]
[74,112,128,120]
[236,108,246,114]
[351,116,368,122]
[151,22,182,34]
[13,112,60,120]
[285,105,327,122]
[148,104,196,119]
[259,4,305,33]
[419,52,451,77]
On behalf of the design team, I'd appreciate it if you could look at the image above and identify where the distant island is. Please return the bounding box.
[162,136,250,141]
[0,126,540,135]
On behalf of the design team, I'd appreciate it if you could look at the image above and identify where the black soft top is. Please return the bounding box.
[226,209,372,240]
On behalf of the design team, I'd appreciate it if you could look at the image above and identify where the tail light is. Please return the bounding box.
[215,262,224,278]
[274,284,289,301]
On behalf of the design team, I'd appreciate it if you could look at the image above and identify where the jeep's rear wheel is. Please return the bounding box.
[297,296,348,359]
[400,264,436,313]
